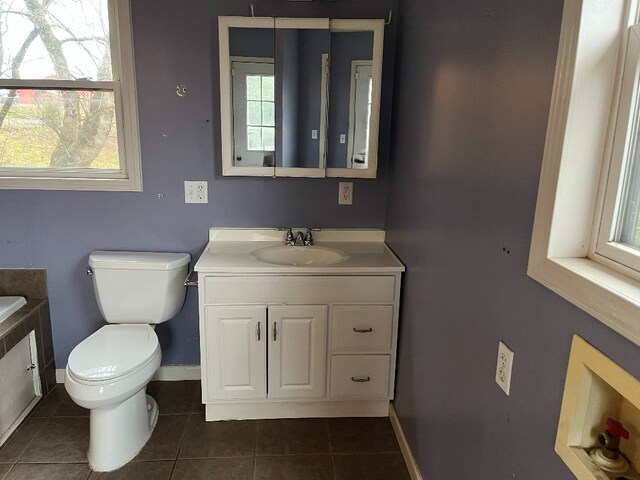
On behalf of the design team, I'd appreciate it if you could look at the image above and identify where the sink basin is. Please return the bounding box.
[252,246,349,266]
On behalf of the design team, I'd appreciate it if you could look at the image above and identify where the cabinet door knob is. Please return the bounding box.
[273,322,278,341]
[351,376,371,383]
[353,327,373,333]
[256,321,261,341]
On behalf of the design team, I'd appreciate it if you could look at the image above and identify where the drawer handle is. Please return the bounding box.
[273,322,278,341]
[353,327,373,333]
[256,321,261,341]
[351,376,371,383]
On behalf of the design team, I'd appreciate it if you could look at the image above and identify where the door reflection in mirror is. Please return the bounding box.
[229,27,275,168]
[327,31,374,169]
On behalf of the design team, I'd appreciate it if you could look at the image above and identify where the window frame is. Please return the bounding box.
[594,23,640,276]
[528,0,640,346]
[0,0,142,191]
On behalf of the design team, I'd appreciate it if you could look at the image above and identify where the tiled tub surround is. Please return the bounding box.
[0,381,410,479]
[0,269,56,398]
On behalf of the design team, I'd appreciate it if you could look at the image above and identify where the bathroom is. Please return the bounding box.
[2,0,640,478]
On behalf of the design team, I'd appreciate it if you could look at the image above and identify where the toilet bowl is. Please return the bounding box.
[65,325,162,471]
[64,251,190,472]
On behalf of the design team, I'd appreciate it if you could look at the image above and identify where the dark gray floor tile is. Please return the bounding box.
[89,460,173,479]
[178,416,256,458]
[30,386,88,418]
[172,458,253,480]
[19,417,89,463]
[29,387,65,418]
[255,455,333,480]
[0,464,11,480]
[0,418,46,463]
[147,381,201,415]
[134,415,189,461]
[328,417,400,453]
[332,453,411,480]
[4,463,90,480]
[52,395,89,418]
[256,419,330,455]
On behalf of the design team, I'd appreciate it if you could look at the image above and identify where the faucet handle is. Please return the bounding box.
[282,228,295,246]
[304,228,315,246]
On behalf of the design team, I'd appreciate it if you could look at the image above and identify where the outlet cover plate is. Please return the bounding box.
[185,181,208,204]
[339,182,353,205]
[496,341,514,395]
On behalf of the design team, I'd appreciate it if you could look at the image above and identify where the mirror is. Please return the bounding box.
[326,20,383,178]
[275,19,330,175]
[219,17,384,178]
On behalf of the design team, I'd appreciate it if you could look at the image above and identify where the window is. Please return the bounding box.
[595,24,640,276]
[0,0,141,191]
[528,0,640,346]
[231,58,275,167]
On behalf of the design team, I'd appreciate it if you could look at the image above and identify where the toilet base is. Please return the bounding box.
[88,389,159,472]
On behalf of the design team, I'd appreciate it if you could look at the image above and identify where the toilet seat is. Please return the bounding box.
[68,324,159,384]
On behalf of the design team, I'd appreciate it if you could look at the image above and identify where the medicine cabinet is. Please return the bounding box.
[218,16,384,178]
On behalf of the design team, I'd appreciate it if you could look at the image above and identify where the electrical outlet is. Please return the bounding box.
[495,341,514,395]
[339,182,353,205]
[340,134,346,144]
[184,181,208,204]
[312,129,318,139]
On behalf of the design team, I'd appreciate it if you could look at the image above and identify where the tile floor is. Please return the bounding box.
[0,381,411,479]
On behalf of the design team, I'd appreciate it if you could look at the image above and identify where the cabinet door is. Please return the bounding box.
[204,306,266,400]
[268,305,327,399]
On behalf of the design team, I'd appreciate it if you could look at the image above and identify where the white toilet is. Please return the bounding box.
[64,250,190,472]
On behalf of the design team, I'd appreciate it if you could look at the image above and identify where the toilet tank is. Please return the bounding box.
[88,251,191,324]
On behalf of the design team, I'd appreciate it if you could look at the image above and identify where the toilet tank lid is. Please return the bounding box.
[89,251,191,270]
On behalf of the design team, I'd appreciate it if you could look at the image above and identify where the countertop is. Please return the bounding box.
[195,229,405,274]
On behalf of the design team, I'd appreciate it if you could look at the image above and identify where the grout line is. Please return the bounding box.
[1,464,15,480]
[13,416,49,465]
[253,420,258,480]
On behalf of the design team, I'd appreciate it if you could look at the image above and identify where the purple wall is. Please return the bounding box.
[0,0,396,367]
[386,0,640,477]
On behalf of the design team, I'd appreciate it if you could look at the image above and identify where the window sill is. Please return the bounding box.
[0,176,142,192]
[528,256,640,345]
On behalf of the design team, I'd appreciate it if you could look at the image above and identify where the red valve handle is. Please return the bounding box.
[606,418,630,440]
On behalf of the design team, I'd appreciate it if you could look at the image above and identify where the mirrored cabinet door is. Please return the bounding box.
[274,18,329,178]
[220,17,276,176]
[326,19,384,179]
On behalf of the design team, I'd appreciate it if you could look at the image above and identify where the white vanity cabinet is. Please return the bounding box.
[204,304,327,401]
[195,228,405,421]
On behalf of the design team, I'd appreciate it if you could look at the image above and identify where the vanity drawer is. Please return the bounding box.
[331,306,393,352]
[330,355,390,399]
[203,276,395,304]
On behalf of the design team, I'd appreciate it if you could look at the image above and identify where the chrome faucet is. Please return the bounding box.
[280,227,321,246]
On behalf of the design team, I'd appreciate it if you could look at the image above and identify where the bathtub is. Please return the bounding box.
[0,296,27,323]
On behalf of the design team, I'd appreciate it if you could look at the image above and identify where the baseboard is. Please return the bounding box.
[389,402,424,480]
[152,365,201,381]
[56,365,201,384]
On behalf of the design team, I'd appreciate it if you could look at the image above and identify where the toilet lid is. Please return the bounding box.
[68,324,159,382]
